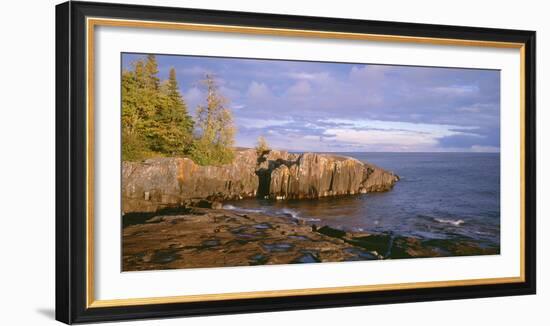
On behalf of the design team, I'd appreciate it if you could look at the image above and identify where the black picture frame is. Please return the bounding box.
[56,1,536,324]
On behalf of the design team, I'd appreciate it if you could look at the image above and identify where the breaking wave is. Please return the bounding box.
[222,205,263,214]
[434,218,465,226]
[222,205,320,222]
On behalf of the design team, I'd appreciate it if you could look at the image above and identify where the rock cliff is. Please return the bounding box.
[122,149,398,213]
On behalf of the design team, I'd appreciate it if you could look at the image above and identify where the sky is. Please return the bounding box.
[122,53,500,153]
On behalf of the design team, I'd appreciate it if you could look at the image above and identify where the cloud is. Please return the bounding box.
[183,87,203,111]
[179,66,212,77]
[137,53,500,152]
[218,85,240,100]
[235,117,293,129]
[324,128,439,148]
[320,118,480,137]
[234,117,489,152]
[316,118,484,152]
[431,85,479,95]
[286,71,332,83]
[349,65,391,84]
[286,72,318,80]
[287,80,312,96]
[246,81,273,101]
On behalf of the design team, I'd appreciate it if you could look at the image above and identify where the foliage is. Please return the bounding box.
[122,55,193,161]
[189,74,236,165]
[122,56,236,165]
[148,68,194,155]
[255,136,270,156]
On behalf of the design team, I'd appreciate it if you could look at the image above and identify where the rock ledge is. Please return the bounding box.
[122,149,399,213]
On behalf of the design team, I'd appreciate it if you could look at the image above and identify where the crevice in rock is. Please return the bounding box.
[328,163,336,192]
[122,149,399,214]
[255,168,271,198]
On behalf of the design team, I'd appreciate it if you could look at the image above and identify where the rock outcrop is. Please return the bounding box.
[265,153,393,200]
[122,207,498,271]
[122,149,259,213]
[122,149,399,213]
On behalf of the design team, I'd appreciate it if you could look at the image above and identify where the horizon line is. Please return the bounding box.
[235,147,500,154]
[285,151,501,154]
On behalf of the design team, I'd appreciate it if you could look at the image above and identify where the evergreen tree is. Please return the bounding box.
[121,56,236,165]
[166,67,194,137]
[144,54,160,90]
[122,56,193,160]
[134,60,145,88]
[121,58,158,161]
[149,67,194,155]
[121,68,149,161]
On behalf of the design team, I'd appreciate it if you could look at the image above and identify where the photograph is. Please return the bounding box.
[50,1,537,324]
[121,53,501,271]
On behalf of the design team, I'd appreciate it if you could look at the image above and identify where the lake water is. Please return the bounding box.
[225,152,500,248]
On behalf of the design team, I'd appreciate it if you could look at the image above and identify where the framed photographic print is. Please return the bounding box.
[55,1,536,324]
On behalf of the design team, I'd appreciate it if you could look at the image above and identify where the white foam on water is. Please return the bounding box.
[280,208,300,218]
[222,204,264,214]
[275,208,321,222]
[223,205,321,222]
[434,218,465,226]
[300,217,321,222]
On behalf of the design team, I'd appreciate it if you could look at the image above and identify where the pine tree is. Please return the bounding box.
[149,67,194,155]
[144,54,160,90]
[122,56,192,160]
[167,67,180,99]
[167,67,194,136]
[121,56,236,164]
[121,65,150,161]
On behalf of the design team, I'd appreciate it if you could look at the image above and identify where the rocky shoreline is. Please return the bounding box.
[122,149,399,214]
[122,149,498,271]
[122,206,499,271]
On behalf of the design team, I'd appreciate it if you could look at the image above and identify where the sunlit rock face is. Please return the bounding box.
[122,149,259,213]
[122,149,398,213]
[266,152,398,200]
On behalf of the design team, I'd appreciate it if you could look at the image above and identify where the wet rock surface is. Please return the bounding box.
[122,208,499,271]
